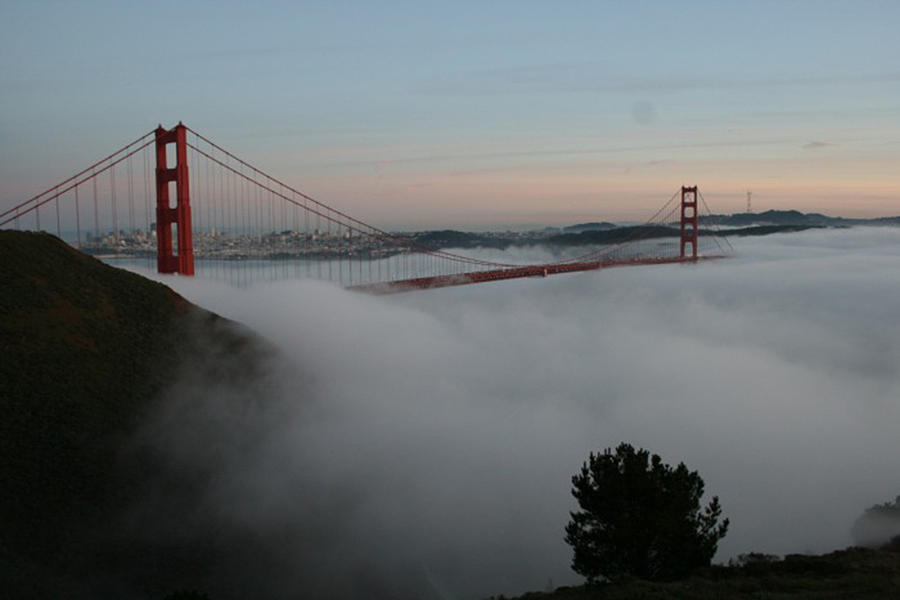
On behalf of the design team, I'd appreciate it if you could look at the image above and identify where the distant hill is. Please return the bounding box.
[716,224,822,236]
[562,222,617,234]
[0,231,273,599]
[414,209,900,252]
[414,229,511,249]
[701,209,900,227]
[546,225,680,246]
[413,223,816,250]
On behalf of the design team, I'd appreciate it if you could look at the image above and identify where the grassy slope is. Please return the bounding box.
[1,232,182,546]
[0,231,268,598]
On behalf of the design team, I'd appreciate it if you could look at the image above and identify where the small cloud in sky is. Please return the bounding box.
[621,159,671,175]
[631,101,657,125]
[803,140,834,150]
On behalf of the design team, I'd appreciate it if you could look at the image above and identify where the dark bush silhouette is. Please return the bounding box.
[564,442,729,583]
[852,495,900,549]
[163,591,211,600]
[728,552,780,576]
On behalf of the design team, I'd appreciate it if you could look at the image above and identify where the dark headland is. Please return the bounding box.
[0,231,275,599]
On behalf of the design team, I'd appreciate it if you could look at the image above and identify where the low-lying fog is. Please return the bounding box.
[136,227,900,599]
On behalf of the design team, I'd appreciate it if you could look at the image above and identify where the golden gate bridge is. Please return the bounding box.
[1,123,730,291]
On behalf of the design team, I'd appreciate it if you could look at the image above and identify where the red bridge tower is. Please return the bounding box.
[155,123,194,275]
[680,185,699,259]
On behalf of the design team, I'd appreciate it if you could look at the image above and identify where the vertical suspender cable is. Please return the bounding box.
[192,136,200,234]
[228,154,234,238]
[237,163,243,238]
[327,210,333,282]
[143,145,150,234]
[255,176,260,249]
[205,140,212,236]
[92,171,99,242]
[245,167,250,238]
[127,152,135,233]
[223,153,229,238]
[218,151,224,238]
[316,209,322,280]
[282,192,287,279]
[111,164,118,242]
[256,171,262,245]
[75,186,82,248]
[267,176,273,236]
[305,191,310,278]
[241,165,253,240]
[278,188,284,279]
[291,190,298,279]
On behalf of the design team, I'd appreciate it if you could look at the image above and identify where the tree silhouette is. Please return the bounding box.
[565,443,729,582]
[163,591,211,600]
[852,495,900,549]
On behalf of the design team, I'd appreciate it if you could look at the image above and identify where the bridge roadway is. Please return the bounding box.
[351,255,723,293]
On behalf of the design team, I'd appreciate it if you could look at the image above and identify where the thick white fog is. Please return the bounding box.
[135,227,900,599]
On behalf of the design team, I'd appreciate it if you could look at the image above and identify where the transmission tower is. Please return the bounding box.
[746,190,753,214]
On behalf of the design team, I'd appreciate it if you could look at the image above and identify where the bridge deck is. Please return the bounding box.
[350,255,724,294]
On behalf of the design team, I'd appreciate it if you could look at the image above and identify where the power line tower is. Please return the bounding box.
[746,190,753,214]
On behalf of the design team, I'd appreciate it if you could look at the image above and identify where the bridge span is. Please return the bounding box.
[1,123,730,291]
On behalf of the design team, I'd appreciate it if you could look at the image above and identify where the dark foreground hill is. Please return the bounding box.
[494,547,900,600]
[0,231,274,599]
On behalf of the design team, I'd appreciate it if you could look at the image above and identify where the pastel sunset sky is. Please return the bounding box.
[2,1,898,227]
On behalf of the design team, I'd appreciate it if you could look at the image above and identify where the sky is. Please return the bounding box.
[125,227,900,599]
[2,1,899,226]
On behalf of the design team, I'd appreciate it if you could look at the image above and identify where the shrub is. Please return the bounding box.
[852,495,900,548]
[564,443,729,582]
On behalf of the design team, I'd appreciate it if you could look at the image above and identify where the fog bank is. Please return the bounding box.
[137,227,900,599]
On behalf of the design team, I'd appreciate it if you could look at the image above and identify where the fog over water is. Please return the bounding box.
[135,227,900,599]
